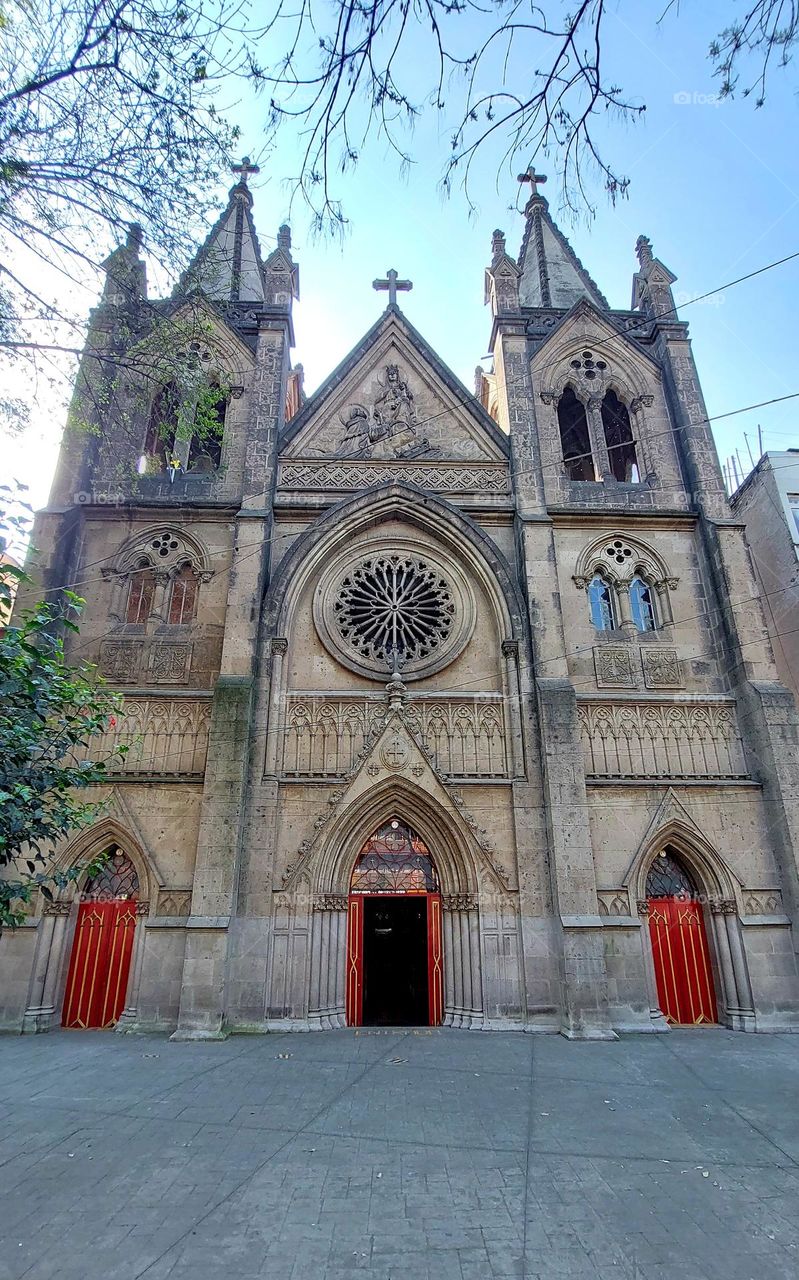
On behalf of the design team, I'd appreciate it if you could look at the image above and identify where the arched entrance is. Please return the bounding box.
[346,819,443,1027]
[646,847,718,1026]
[62,848,139,1029]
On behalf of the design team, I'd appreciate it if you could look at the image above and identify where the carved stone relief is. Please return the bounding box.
[156,889,192,917]
[278,461,509,493]
[281,697,509,779]
[641,647,683,690]
[100,640,141,683]
[147,642,193,684]
[74,697,211,775]
[594,646,637,689]
[742,889,784,915]
[335,364,436,460]
[578,701,748,780]
[597,889,632,917]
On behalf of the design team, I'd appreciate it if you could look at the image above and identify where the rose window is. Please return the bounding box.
[333,555,454,666]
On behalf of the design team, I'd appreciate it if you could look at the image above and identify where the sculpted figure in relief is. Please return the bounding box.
[336,365,437,460]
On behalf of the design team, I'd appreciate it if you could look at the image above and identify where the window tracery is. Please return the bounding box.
[350,820,439,894]
[574,534,677,632]
[107,528,211,628]
[646,848,696,899]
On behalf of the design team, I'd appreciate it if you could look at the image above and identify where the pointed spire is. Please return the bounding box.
[175,158,267,304]
[631,232,678,319]
[101,222,147,306]
[515,167,608,310]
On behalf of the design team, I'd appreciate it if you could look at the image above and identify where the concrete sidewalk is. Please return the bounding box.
[1,1027,798,1279]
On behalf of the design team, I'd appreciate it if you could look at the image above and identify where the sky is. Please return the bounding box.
[3,0,798,511]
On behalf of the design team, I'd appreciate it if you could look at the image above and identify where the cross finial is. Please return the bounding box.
[517,165,547,196]
[232,156,260,183]
[373,268,413,308]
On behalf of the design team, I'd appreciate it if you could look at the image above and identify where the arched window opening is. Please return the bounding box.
[187,384,226,472]
[125,564,155,625]
[557,386,596,481]
[587,574,615,631]
[143,381,180,471]
[84,847,139,901]
[630,575,657,631]
[350,820,439,894]
[646,847,696,899]
[168,564,198,625]
[601,391,640,483]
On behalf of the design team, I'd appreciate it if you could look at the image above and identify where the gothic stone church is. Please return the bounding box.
[4,169,799,1040]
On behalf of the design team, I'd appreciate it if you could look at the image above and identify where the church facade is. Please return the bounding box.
[4,170,799,1039]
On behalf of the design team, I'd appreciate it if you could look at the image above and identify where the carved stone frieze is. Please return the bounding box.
[578,700,748,780]
[442,893,478,912]
[278,461,509,493]
[281,697,509,779]
[75,697,211,775]
[313,894,349,912]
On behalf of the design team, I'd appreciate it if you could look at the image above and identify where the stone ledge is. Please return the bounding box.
[740,914,792,927]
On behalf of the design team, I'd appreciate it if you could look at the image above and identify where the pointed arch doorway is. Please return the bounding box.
[346,819,443,1027]
[62,849,139,1030]
[646,847,718,1026]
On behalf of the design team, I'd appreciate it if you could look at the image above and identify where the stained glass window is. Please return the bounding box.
[630,576,656,632]
[350,820,439,894]
[587,574,615,630]
[84,848,139,901]
[168,565,198,625]
[126,565,155,625]
[646,848,695,899]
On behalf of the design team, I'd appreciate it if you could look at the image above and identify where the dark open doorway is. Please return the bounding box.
[362,896,429,1026]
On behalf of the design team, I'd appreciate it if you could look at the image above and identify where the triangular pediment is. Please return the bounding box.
[282,708,513,892]
[281,310,508,465]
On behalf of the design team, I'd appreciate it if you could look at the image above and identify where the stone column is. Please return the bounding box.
[444,900,464,1027]
[466,908,483,1025]
[264,638,288,777]
[308,899,347,1028]
[585,397,612,481]
[723,902,756,1031]
[22,903,72,1033]
[502,639,525,777]
[150,570,171,625]
[635,900,669,1031]
[116,901,150,1032]
[615,582,637,635]
[710,901,739,1024]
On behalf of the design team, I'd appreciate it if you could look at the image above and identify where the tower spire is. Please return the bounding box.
[515,165,607,310]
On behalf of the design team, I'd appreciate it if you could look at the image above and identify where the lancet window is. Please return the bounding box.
[587,574,615,631]
[629,575,656,632]
[601,390,640,483]
[557,386,596,481]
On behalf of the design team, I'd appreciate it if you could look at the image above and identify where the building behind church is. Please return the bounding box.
[3,169,799,1039]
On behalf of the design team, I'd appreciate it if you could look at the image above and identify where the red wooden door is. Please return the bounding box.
[648,897,717,1025]
[346,895,364,1027]
[427,894,443,1026]
[62,900,137,1029]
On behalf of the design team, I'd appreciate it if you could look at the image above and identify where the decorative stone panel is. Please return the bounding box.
[742,888,784,915]
[99,640,141,683]
[281,697,509,779]
[147,642,193,684]
[278,461,509,493]
[641,646,683,690]
[75,697,211,775]
[578,700,748,780]
[597,889,632,917]
[157,889,192,916]
[594,646,637,689]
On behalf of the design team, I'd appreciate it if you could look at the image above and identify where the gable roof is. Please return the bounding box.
[281,304,509,457]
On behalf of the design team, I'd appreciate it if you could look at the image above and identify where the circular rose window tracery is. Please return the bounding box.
[333,555,454,666]
[314,542,475,680]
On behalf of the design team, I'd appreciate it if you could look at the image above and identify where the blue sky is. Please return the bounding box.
[5,1,798,508]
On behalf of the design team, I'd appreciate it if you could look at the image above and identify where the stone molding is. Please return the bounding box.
[278,460,509,493]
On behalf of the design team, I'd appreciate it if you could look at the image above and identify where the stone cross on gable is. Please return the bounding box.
[517,165,547,196]
[232,156,260,182]
[373,268,413,308]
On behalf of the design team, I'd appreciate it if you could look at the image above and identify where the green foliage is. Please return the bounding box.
[0,580,127,931]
